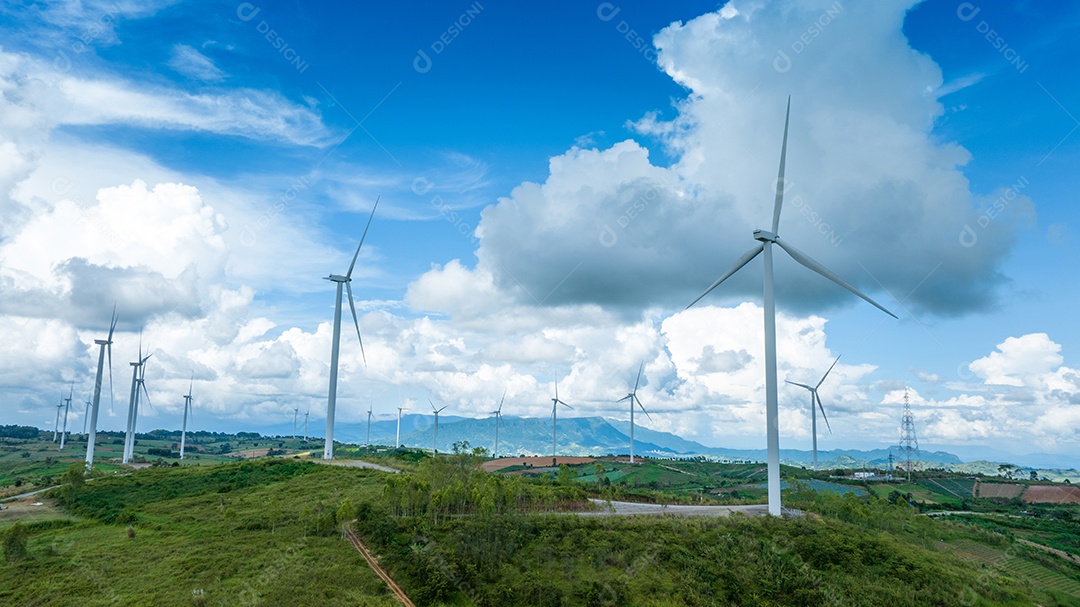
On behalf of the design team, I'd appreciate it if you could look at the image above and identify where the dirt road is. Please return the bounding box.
[344,526,415,607]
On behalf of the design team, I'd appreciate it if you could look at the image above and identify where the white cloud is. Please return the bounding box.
[969,333,1064,387]
[168,44,226,82]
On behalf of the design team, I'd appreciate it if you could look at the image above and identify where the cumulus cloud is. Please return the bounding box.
[464,0,1027,316]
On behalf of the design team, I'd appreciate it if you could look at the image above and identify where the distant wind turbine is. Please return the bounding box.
[323,198,378,460]
[786,355,840,471]
[82,391,91,436]
[490,391,505,459]
[366,399,374,447]
[618,362,651,464]
[59,384,73,450]
[122,339,152,465]
[396,406,408,448]
[686,98,895,516]
[550,379,572,459]
[85,307,117,471]
[53,395,63,442]
[304,406,310,441]
[180,373,193,460]
[429,399,449,455]
[292,407,299,439]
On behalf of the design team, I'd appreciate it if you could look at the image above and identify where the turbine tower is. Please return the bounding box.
[396,406,408,448]
[123,353,152,464]
[687,98,895,516]
[59,384,73,450]
[785,355,840,471]
[429,400,449,455]
[85,308,117,471]
[180,374,193,460]
[303,407,310,441]
[550,380,572,460]
[490,391,505,459]
[323,199,378,460]
[897,389,920,481]
[618,362,651,464]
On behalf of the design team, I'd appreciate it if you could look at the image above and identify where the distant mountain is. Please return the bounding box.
[247,414,1076,473]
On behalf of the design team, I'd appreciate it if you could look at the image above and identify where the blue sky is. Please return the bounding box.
[1,0,1078,463]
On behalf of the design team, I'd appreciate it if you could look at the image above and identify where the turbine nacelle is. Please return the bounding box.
[753,229,778,243]
[325,274,350,283]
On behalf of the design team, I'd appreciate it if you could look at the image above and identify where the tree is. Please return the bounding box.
[557,464,575,486]
[3,521,28,562]
[336,498,357,538]
[59,463,85,504]
[1030,470,1039,481]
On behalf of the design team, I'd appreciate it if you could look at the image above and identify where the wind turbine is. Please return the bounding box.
[53,395,63,442]
[686,98,895,516]
[786,355,840,472]
[490,391,505,459]
[618,362,652,464]
[59,384,73,450]
[292,407,299,439]
[122,340,152,465]
[366,399,374,447]
[323,198,378,460]
[85,307,117,471]
[82,391,91,436]
[428,400,449,455]
[303,406,310,441]
[550,380,572,460]
[395,406,408,448]
[180,374,193,460]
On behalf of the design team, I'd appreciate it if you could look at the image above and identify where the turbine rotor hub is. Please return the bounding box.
[753,229,778,243]
[326,274,350,283]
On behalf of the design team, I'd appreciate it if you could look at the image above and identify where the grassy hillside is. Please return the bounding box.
[2,456,1079,606]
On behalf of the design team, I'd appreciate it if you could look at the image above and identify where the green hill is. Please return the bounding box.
[2,457,1079,606]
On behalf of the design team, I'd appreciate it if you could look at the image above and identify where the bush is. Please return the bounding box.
[2,521,28,562]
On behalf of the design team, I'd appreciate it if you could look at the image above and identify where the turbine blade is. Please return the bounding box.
[635,395,652,422]
[773,237,897,318]
[345,281,367,366]
[140,382,153,410]
[617,395,632,403]
[107,344,114,412]
[633,361,644,393]
[816,354,842,389]
[498,390,505,414]
[816,392,832,433]
[687,244,764,309]
[771,96,791,234]
[347,196,379,279]
[785,380,813,390]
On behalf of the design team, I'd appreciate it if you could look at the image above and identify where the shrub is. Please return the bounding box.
[2,521,28,562]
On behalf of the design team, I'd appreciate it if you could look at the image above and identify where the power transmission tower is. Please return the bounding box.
[897,389,920,482]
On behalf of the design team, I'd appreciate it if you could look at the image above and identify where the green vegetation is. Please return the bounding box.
[2,444,1078,606]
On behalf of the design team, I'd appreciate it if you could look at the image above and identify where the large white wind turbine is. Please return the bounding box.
[490,391,505,459]
[323,199,378,460]
[786,355,840,471]
[303,407,310,441]
[550,380,572,459]
[618,362,651,464]
[59,384,73,450]
[85,308,118,471]
[429,400,449,455]
[687,99,895,516]
[180,374,193,460]
[292,407,299,439]
[122,341,152,465]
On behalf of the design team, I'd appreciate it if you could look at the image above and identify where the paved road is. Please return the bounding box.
[581,499,781,517]
[318,459,401,474]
